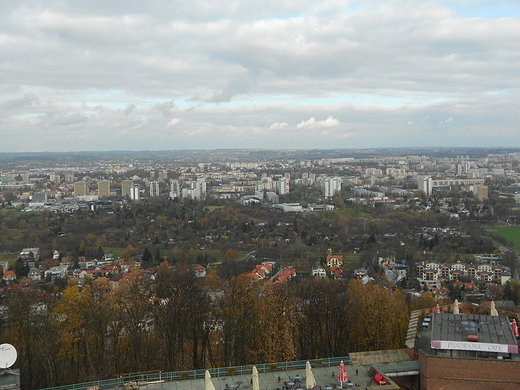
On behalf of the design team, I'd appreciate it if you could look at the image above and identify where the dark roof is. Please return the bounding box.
[430,313,517,352]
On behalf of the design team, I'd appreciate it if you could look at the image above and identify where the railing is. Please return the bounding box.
[38,356,352,390]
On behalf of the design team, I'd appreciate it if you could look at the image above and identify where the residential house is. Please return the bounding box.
[193,265,207,278]
[28,268,42,281]
[44,265,68,280]
[3,270,16,282]
[326,255,343,268]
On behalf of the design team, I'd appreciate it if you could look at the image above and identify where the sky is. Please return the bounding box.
[1,0,520,152]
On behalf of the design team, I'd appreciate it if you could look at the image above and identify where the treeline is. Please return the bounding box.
[2,266,409,390]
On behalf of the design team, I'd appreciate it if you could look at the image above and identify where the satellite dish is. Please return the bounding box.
[0,344,17,369]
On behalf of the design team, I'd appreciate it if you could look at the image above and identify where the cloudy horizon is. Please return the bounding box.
[1,0,519,152]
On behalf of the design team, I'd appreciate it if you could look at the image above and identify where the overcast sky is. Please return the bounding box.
[1,0,520,152]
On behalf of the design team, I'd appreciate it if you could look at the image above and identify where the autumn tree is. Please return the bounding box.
[254,283,298,363]
[225,248,237,260]
[150,263,212,371]
[220,274,259,366]
[347,280,409,351]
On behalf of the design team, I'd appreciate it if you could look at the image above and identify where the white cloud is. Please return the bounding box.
[444,117,454,122]
[296,116,340,130]
[269,122,289,130]
[167,118,181,127]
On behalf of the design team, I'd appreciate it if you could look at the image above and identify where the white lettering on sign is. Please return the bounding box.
[437,340,510,353]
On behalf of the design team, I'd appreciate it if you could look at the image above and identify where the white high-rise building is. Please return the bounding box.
[322,177,341,197]
[417,176,433,196]
[277,178,288,194]
[130,186,140,201]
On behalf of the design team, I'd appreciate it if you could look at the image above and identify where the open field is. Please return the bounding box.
[0,209,39,218]
[103,247,127,258]
[204,206,223,212]
[485,227,520,248]
[342,253,362,268]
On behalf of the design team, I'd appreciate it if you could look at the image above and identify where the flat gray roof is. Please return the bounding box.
[430,313,518,354]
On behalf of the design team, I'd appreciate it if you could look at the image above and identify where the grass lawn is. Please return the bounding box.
[342,253,362,268]
[485,227,520,248]
[0,209,40,218]
[103,247,127,258]
[205,206,222,212]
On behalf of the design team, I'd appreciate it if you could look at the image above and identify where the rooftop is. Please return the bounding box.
[430,313,518,355]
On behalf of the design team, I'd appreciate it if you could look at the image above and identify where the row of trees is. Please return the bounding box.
[2,266,410,390]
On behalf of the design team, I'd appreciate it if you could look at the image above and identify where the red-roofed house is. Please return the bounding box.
[275,268,296,282]
[3,270,16,282]
[326,255,343,268]
[433,287,449,300]
[193,265,207,278]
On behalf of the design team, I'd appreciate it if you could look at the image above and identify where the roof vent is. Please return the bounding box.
[468,335,479,342]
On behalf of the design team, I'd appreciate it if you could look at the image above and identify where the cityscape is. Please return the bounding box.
[0,147,519,390]
[2,0,520,389]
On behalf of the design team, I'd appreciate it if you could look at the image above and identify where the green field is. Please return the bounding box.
[342,253,362,268]
[486,227,520,248]
[0,209,39,218]
[204,206,223,212]
[103,247,127,258]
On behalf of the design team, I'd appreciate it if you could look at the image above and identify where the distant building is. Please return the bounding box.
[130,186,140,201]
[312,268,327,279]
[418,176,433,196]
[266,192,279,203]
[277,178,288,195]
[475,185,489,201]
[149,181,160,197]
[121,180,133,198]
[322,177,341,198]
[169,179,180,199]
[64,173,75,183]
[272,203,302,212]
[49,173,60,183]
[326,255,343,268]
[98,180,111,198]
[74,181,88,197]
[416,261,511,289]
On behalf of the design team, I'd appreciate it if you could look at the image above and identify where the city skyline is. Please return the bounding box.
[1,0,520,152]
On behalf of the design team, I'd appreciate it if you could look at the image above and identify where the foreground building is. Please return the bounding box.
[408,305,520,390]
